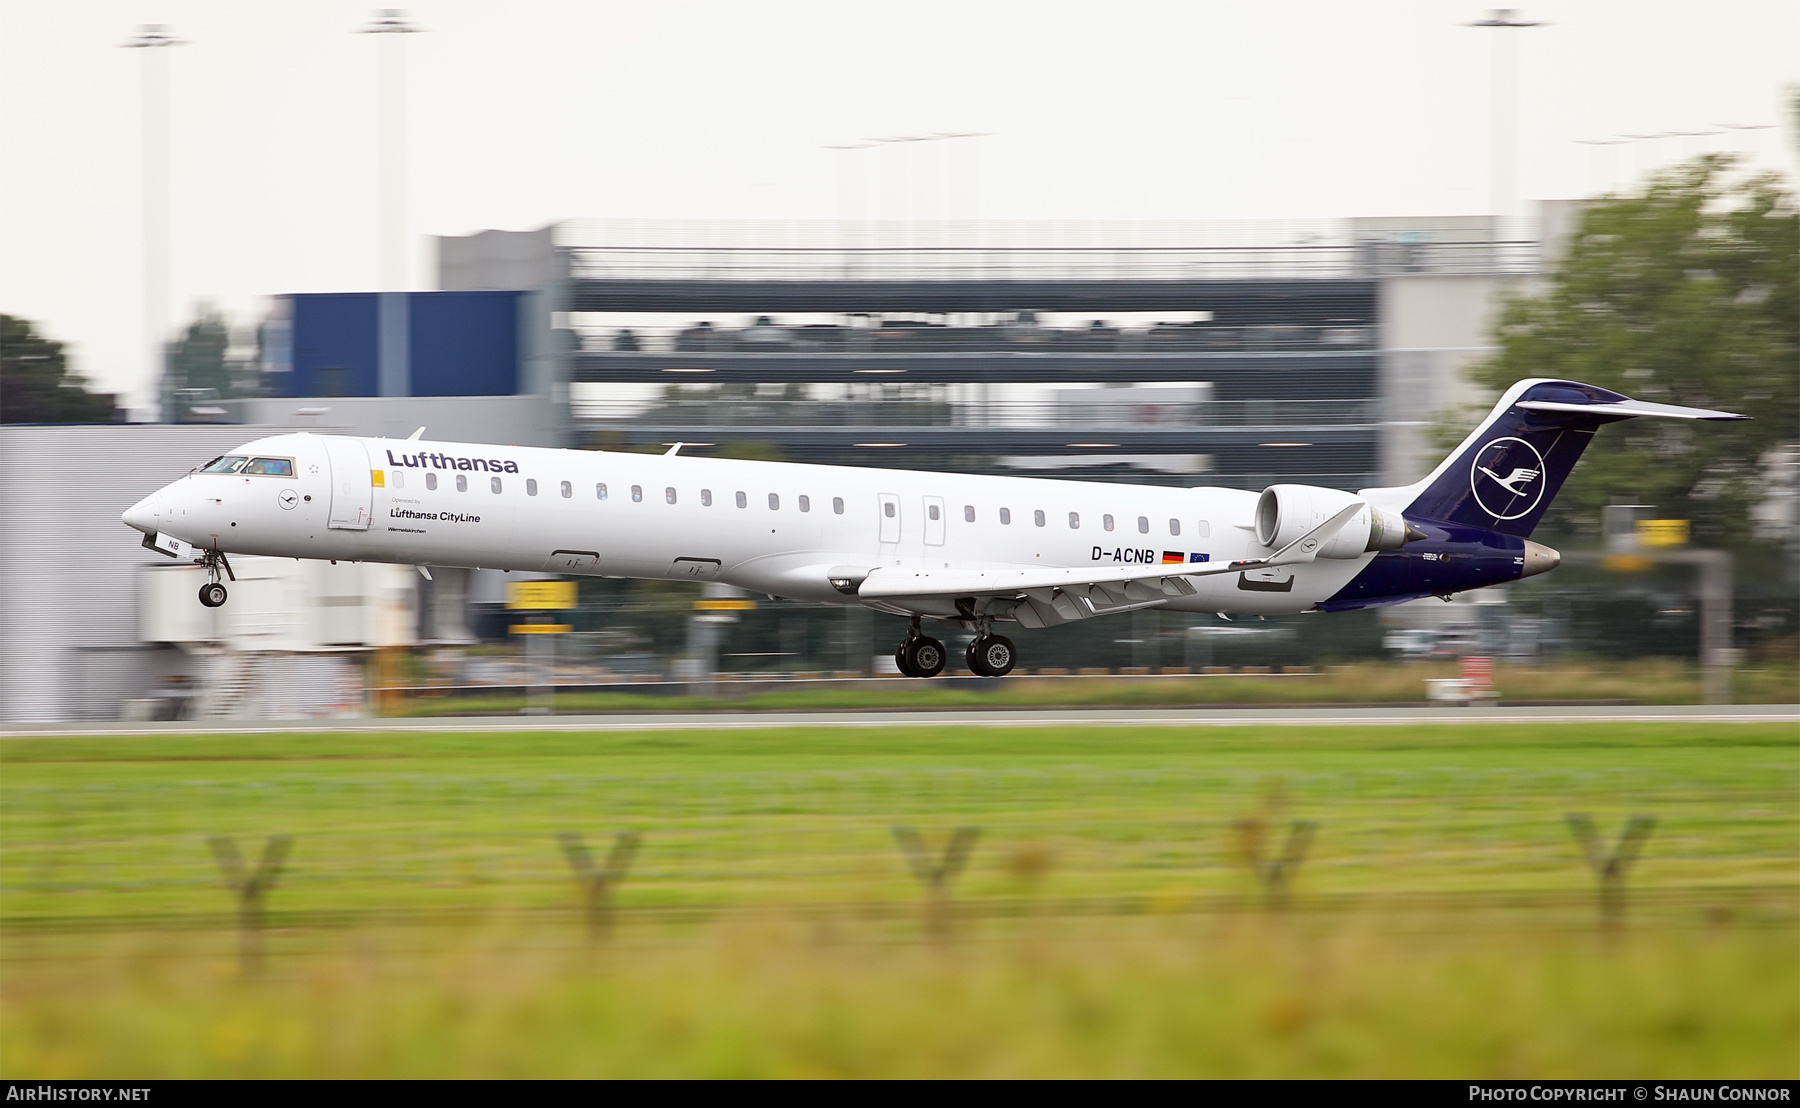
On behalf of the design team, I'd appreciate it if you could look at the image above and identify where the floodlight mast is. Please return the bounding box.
[122,24,187,420]
[1464,9,1543,246]
[357,9,424,399]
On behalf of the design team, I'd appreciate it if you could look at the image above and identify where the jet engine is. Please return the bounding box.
[1254,484,1416,558]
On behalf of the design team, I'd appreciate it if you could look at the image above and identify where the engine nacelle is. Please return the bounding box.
[1254,484,1412,559]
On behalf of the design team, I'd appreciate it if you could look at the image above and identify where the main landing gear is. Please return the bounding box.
[196,549,235,608]
[965,633,1017,678]
[895,631,947,678]
[893,618,1017,679]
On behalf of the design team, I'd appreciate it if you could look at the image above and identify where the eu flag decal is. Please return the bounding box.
[1189,552,1209,563]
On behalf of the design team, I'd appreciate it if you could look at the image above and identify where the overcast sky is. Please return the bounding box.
[2,0,1795,412]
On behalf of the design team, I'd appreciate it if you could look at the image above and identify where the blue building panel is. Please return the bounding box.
[409,291,521,396]
[279,291,523,398]
[285,294,379,397]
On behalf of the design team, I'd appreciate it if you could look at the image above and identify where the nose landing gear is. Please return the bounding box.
[196,549,235,608]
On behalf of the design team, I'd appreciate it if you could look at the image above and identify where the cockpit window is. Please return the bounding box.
[242,457,294,476]
[200,456,247,473]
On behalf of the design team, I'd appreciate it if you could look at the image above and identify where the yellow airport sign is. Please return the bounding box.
[1602,554,1654,573]
[509,623,571,635]
[1636,519,1690,548]
[694,598,757,611]
[506,581,578,610]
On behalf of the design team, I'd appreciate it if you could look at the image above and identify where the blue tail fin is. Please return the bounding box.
[1360,379,1745,538]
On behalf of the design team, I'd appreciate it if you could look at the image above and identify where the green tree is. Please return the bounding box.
[1469,156,1798,546]
[0,314,120,423]
[162,306,261,419]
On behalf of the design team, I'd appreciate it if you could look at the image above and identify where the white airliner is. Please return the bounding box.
[122,379,1742,677]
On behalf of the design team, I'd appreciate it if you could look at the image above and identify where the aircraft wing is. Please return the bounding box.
[856,503,1366,627]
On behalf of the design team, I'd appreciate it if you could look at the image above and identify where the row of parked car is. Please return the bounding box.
[601,315,1374,354]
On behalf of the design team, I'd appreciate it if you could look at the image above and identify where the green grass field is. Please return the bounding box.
[3,721,1796,1077]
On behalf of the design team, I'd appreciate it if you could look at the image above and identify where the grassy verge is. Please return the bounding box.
[384,658,1800,716]
[3,721,1794,1077]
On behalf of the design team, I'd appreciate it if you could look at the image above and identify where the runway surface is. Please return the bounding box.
[4,703,1794,738]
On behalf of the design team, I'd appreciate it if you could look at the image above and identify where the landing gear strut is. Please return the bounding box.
[894,617,947,678]
[196,549,235,608]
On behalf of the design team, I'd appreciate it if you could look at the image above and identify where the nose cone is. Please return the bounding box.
[122,492,163,535]
[1520,540,1561,579]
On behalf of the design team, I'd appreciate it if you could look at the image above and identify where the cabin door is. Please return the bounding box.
[323,438,373,531]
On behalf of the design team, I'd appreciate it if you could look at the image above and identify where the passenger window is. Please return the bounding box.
[243,457,294,476]
[799,495,810,513]
[526,479,538,496]
[833,497,845,515]
[560,480,571,498]
[883,502,896,518]
[426,473,438,491]
[1169,519,1180,536]
[964,505,975,522]
[928,504,940,521]
[390,471,405,489]
[702,489,713,507]
[631,485,643,502]
[1195,520,1211,538]
[491,476,503,494]
[1137,516,1149,534]
[1068,512,1079,529]
[1034,510,1046,527]
[457,474,468,492]
[1103,513,1114,531]
[666,487,677,504]
[596,482,608,500]
[201,456,247,474]
[999,508,1011,525]
[736,491,747,508]
[768,493,780,510]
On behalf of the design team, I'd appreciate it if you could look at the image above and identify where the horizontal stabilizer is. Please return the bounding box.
[1366,379,1749,539]
[1516,399,1746,421]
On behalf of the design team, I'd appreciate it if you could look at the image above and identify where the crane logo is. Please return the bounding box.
[1470,436,1547,520]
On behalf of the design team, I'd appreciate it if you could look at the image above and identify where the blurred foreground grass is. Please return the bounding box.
[387,657,1800,716]
[3,721,1795,1077]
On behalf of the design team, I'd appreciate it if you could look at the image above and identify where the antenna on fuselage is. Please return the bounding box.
[665,442,685,456]
[407,427,426,440]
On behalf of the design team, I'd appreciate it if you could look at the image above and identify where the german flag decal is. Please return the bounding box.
[1161,551,1184,565]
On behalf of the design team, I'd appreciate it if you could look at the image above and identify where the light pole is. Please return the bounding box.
[1466,10,1542,246]
[357,9,423,398]
[122,24,186,420]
